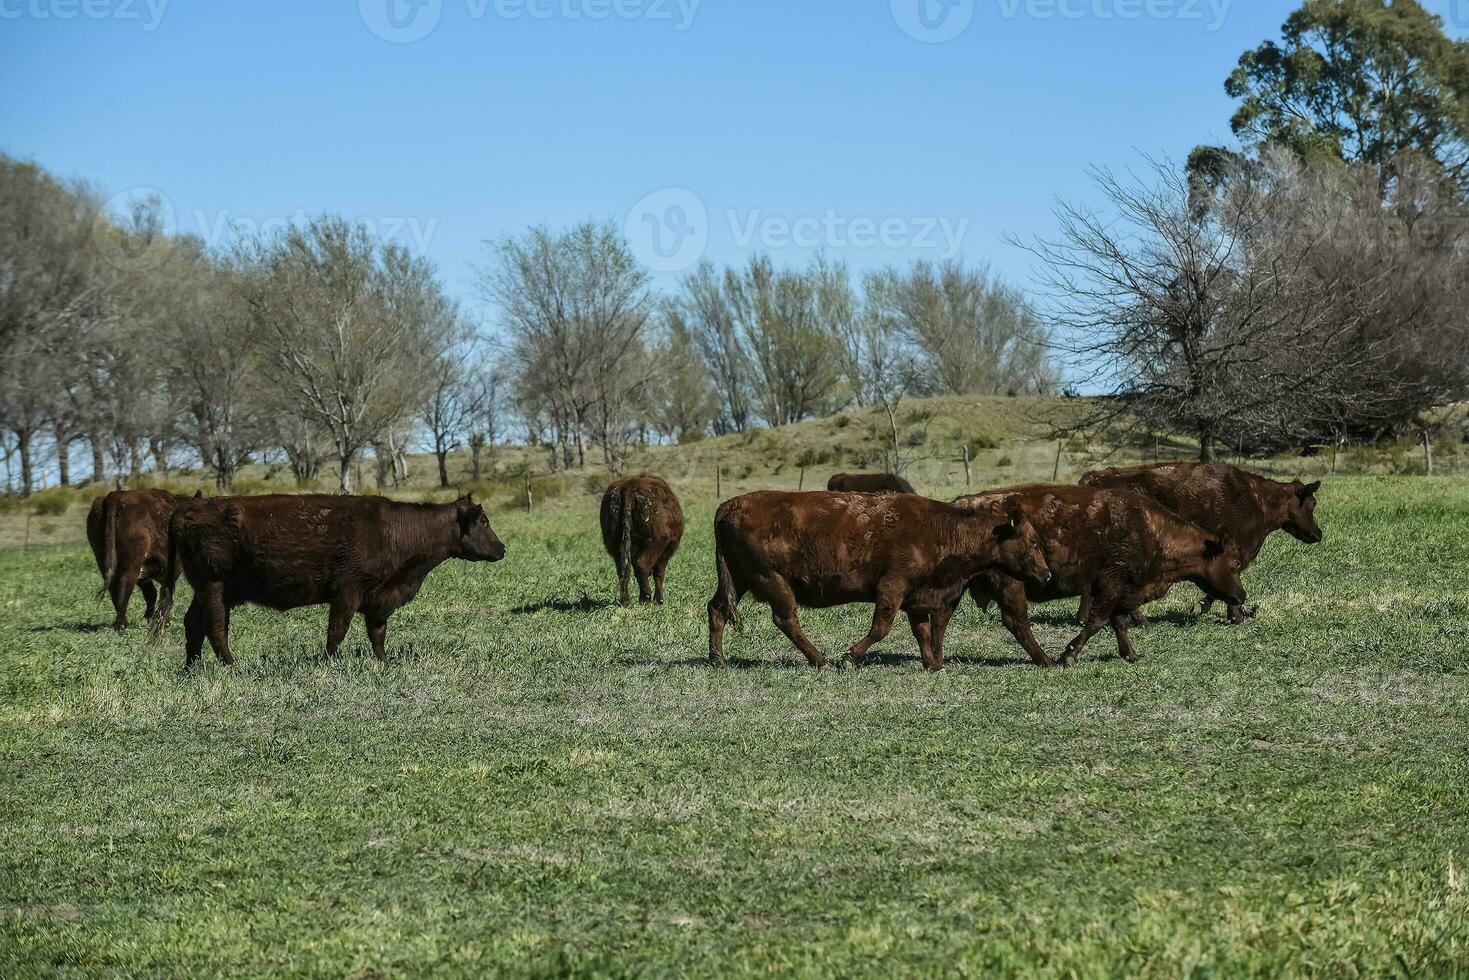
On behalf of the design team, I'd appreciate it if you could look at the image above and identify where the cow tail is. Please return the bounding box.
[618,484,636,604]
[101,494,120,597]
[147,521,179,644]
[714,531,742,632]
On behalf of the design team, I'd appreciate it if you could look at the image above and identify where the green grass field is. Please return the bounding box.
[3,476,1468,977]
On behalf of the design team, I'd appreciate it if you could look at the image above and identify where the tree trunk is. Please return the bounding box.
[17,429,34,497]
[339,452,355,494]
[90,436,105,484]
[437,448,450,488]
[55,429,71,487]
[470,444,482,481]
[1197,422,1217,462]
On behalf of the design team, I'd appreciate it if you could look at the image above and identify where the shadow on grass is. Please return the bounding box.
[510,594,614,615]
[25,621,118,634]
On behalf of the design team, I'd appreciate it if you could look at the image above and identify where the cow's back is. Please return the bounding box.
[827,473,915,495]
[1082,462,1264,556]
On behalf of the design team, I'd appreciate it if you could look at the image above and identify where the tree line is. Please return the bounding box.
[0,162,1054,496]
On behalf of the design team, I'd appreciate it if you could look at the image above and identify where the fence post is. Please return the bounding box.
[962,445,971,486]
[1423,430,1433,477]
[715,458,721,500]
[525,472,533,513]
[798,466,805,491]
[1053,440,1064,482]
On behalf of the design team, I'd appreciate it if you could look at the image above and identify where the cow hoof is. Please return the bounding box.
[1061,653,1079,668]
[707,655,727,669]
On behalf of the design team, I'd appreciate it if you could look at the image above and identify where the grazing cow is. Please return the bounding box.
[85,488,201,629]
[600,474,685,605]
[826,473,917,494]
[957,485,1247,667]
[149,494,505,667]
[1080,462,1322,624]
[708,491,1051,671]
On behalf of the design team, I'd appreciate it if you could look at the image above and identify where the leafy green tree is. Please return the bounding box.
[1225,0,1469,195]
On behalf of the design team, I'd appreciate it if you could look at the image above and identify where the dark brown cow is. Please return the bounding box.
[600,474,685,605]
[149,494,505,667]
[826,473,917,494]
[86,488,201,629]
[708,491,1051,671]
[1080,462,1322,624]
[957,485,1246,667]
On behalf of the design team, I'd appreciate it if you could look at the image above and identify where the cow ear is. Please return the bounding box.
[1203,538,1225,558]
[193,490,204,499]
[1299,481,1321,500]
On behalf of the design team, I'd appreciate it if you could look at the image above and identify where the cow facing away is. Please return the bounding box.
[1080,462,1321,624]
[86,489,201,629]
[826,473,916,494]
[149,494,505,667]
[708,491,1050,670]
[600,474,685,605]
[956,485,1246,667]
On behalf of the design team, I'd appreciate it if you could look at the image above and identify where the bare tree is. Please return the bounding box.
[238,216,453,492]
[421,318,485,488]
[676,262,753,434]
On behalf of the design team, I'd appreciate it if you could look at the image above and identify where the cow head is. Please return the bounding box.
[1282,480,1323,544]
[455,495,506,562]
[1195,538,1247,607]
[990,503,1052,586]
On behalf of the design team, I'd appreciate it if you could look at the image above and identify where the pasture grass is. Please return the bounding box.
[2,476,1468,977]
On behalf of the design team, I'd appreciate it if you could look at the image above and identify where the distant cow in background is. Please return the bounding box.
[826,473,916,494]
[150,494,505,667]
[86,488,201,629]
[1080,462,1322,624]
[957,485,1246,667]
[600,474,684,605]
[709,490,1050,670]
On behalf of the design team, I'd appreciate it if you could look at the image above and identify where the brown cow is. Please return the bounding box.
[149,494,505,667]
[826,473,917,494]
[708,490,1050,671]
[86,488,201,629]
[600,474,685,605]
[1080,462,1322,624]
[957,485,1246,667]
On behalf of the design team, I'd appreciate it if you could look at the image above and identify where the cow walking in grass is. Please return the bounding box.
[1080,462,1322,624]
[708,490,1051,671]
[86,489,201,630]
[957,485,1247,667]
[149,494,505,667]
[826,473,916,494]
[600,475,684,605]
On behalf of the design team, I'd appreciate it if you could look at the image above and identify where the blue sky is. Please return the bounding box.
[4,0,1467,314]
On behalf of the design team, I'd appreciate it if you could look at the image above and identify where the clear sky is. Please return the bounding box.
[4,0,1467,313]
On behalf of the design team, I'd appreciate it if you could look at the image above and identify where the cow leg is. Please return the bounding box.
[365,614,389,662]
[763,577,826,668]
[652,549,672,605]
[139,580,158,621]
[996,581,1055,668]
[1130,609,1152,629]
[183,597,206,669]
[928,604,956,671]
[1113,611,1141,663]
[1226,603,1253,625]
[616,555,631,606]
[1076,591,1092,626]
[1194,596,1216,618]
[707,582,747,667]
[324,598,357,659]
[907,612,936,671]
[634,562,654,605]
[109,569,139,630]
[845,581,903,665]
[202,583,234,666]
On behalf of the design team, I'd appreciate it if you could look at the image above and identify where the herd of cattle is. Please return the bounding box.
[83,461,1323,670]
